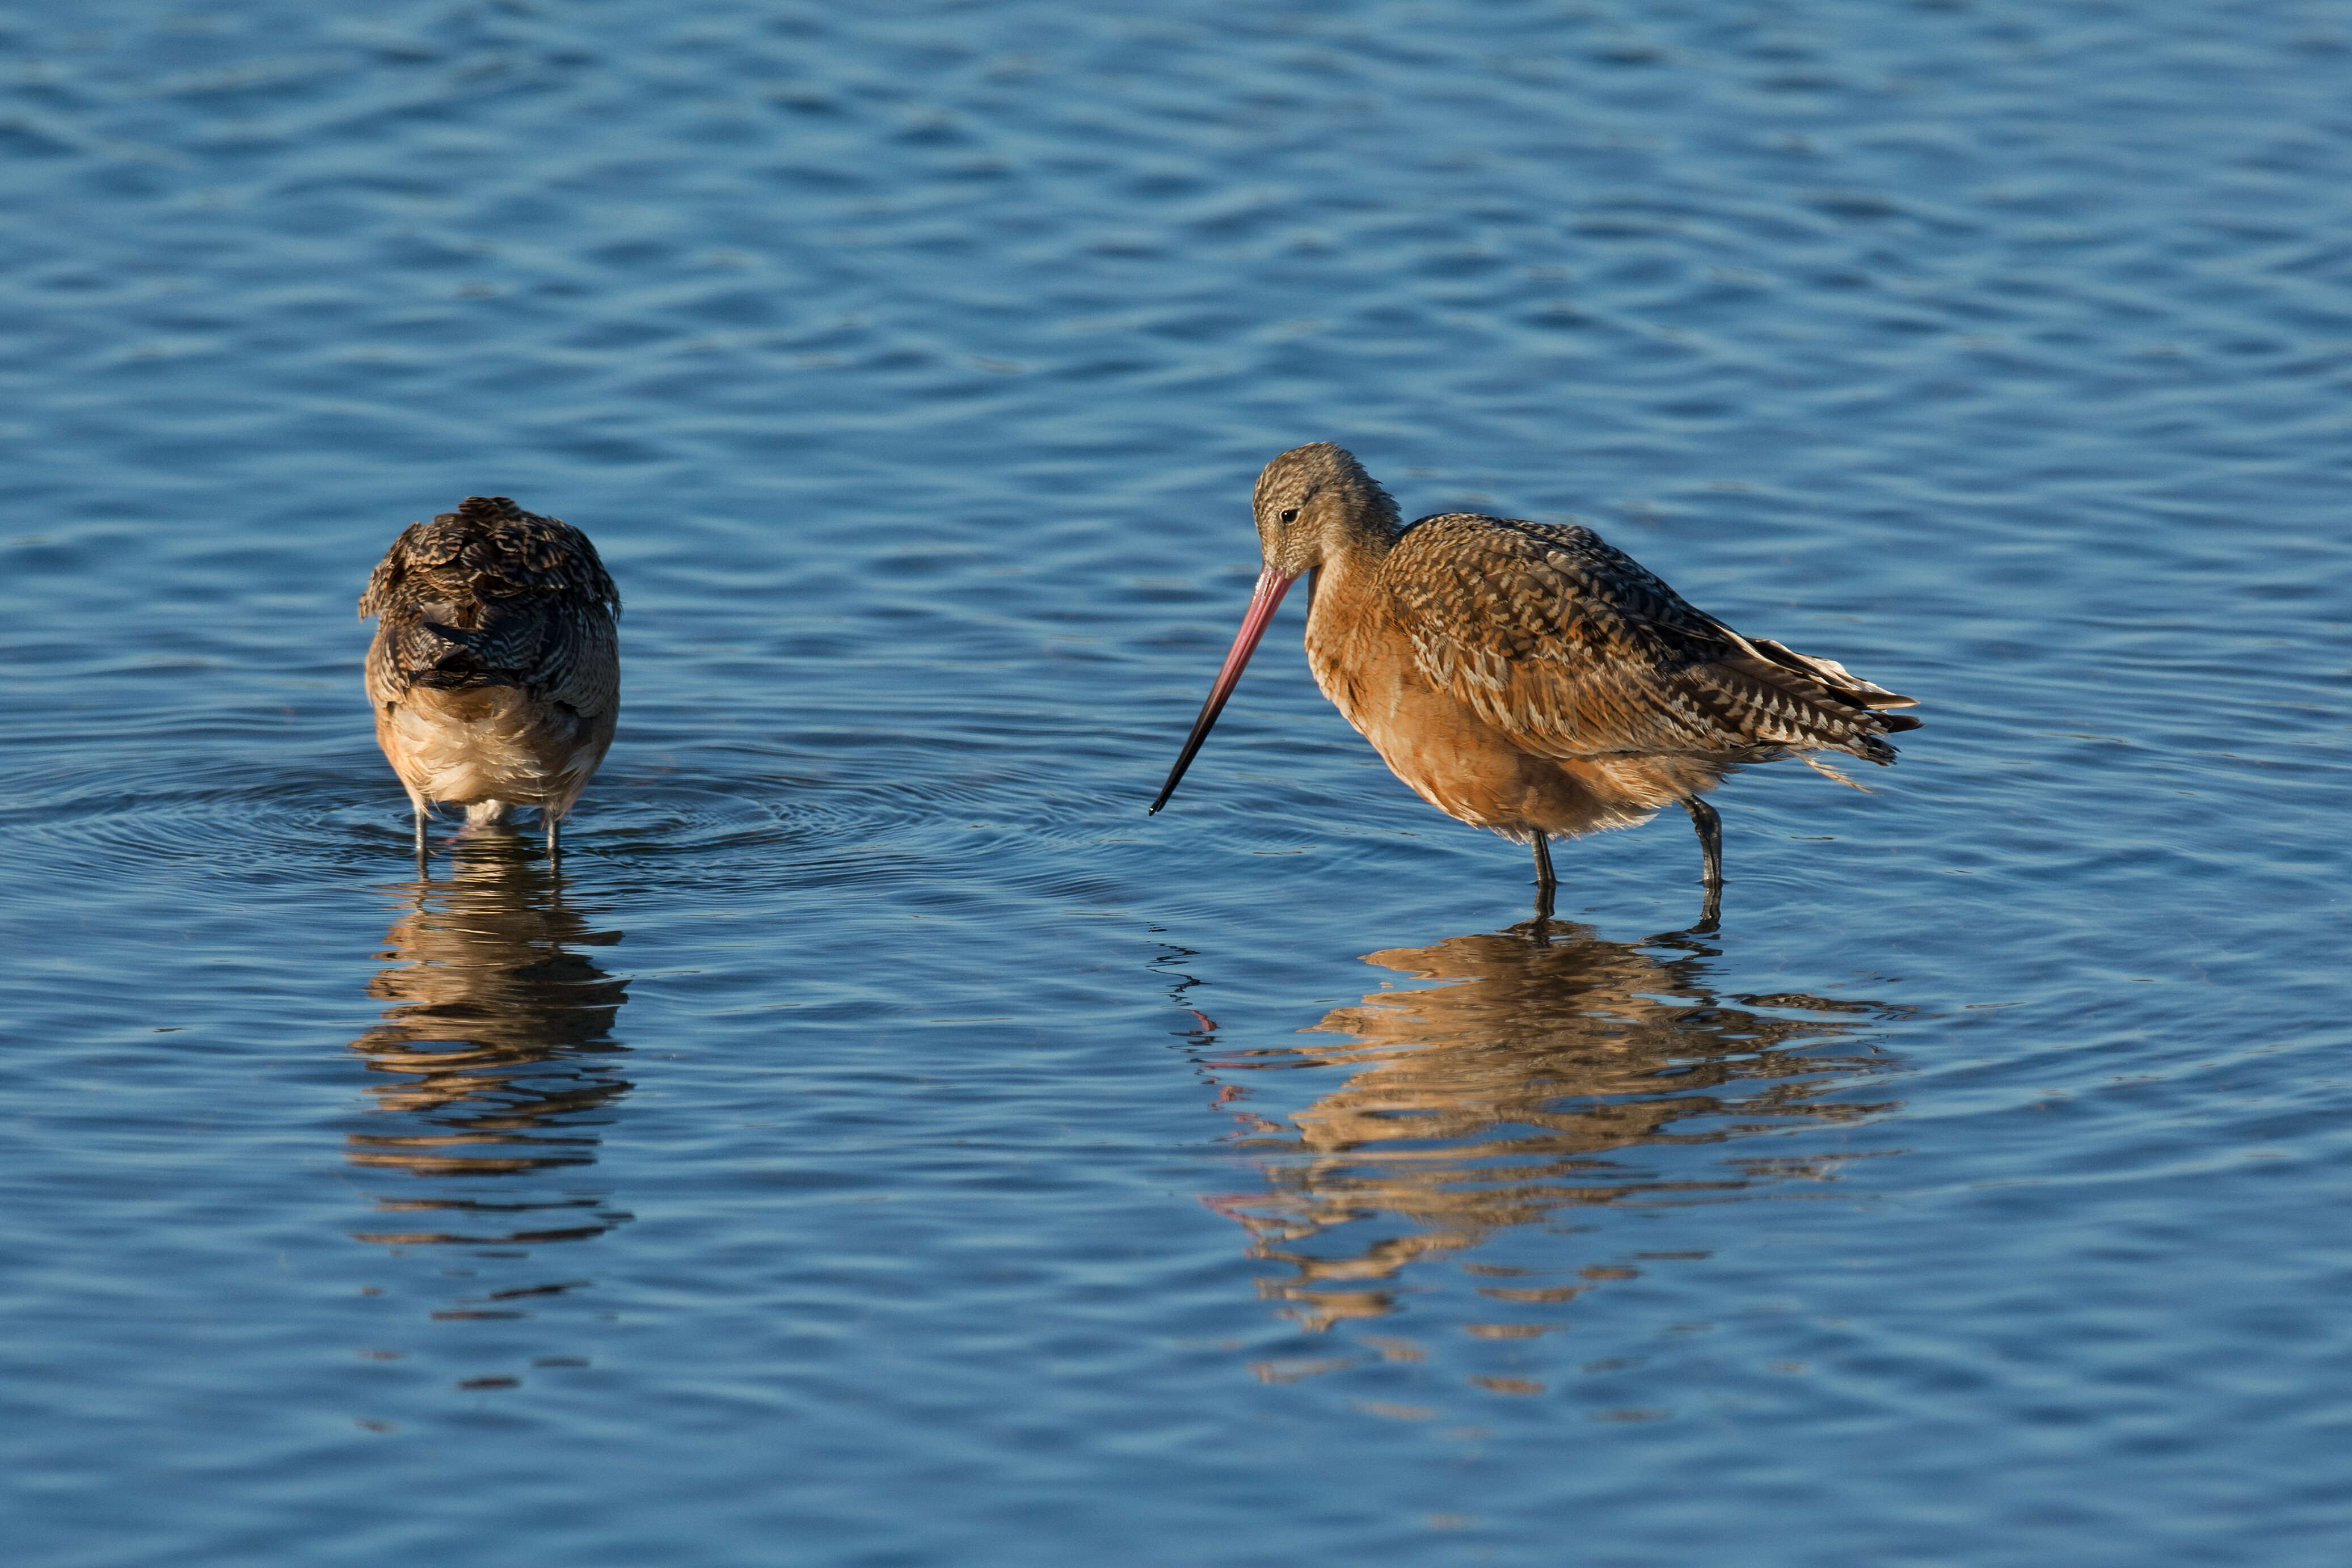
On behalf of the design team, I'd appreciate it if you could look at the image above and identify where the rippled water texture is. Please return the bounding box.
[7,1,2352,1562]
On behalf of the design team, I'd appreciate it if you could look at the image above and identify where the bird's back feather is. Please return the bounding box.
[1382,513,1915,767]
[361,496,619,721]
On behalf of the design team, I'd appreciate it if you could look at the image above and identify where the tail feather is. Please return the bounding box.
[1747,636,1919,720]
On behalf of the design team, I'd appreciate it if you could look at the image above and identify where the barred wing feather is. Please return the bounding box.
[1386,515,1915,765]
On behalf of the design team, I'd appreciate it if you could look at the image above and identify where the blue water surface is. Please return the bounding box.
[6,1,2352,1563]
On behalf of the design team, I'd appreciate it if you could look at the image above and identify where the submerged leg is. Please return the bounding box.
[545,811,561,863]
[1681,797,1722,888]
[1531,833,1558,921]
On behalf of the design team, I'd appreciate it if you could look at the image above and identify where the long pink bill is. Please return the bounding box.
[1148,566,1296,815]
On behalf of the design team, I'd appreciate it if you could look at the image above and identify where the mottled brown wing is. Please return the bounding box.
[365,597,617,716]
[524,598,619,718]
[475,512,621,609]
[360,508,619,618]
[357,520,434,623]
[360,501,619,716]
[1386,515,1912,763]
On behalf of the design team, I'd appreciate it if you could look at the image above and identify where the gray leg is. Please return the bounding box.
[412,800,429,872]
[1531,834,1558,921]
[545,812,561,863]
[1682,797,1722,888]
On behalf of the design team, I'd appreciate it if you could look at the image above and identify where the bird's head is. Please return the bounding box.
[1147,443,1401,815]
[1250,442,1401,579]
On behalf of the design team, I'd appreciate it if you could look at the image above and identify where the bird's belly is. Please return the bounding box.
[377,686,612,808]
[1306,637,1670,839]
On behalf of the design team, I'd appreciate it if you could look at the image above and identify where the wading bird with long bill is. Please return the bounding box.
[1148,444,1919,919]
[361,496,620,866]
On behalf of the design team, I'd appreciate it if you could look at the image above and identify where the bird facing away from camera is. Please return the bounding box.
[1149,444,1919,920]
[360,496,619,864]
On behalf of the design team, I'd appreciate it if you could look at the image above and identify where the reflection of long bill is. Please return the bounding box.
[1149,566,1296,815]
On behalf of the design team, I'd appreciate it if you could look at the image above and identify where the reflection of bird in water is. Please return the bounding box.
[345,841,632,1248]
[1200,922,1902,1332]
[360,495,620,865]
[1150,444,1919,918]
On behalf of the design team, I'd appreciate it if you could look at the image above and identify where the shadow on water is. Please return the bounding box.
[345,836,634,1252]
[1186,920,1908,1333]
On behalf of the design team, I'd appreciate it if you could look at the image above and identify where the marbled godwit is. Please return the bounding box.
[360,496,619,864]
[1149,444,1919,916]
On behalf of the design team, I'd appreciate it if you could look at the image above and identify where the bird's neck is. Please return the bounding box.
[1303,525,1389,632]
[1318,507,1401,574]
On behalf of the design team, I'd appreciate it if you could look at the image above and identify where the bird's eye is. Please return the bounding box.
[1278,508,1299,524]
